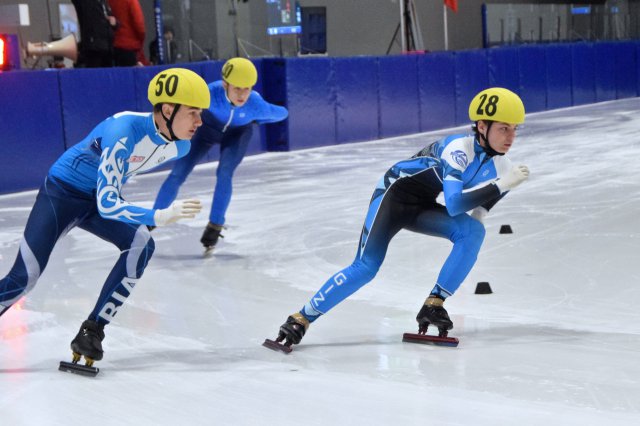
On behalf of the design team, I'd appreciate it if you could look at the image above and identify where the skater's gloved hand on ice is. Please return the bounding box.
[470,207,488,224]
[153,199,202,226]
[495,165,529,194]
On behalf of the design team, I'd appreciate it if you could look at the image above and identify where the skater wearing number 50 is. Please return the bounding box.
[265,87,530,353]
[0,68,209,376]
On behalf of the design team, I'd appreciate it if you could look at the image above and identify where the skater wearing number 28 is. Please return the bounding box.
[0,68,209,373]
[267,87,530,351]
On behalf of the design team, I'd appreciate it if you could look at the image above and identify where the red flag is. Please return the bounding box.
[444,0,458,13]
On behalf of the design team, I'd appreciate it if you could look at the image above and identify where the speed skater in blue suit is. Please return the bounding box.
[153,57,289,253]
[0,68,209,366]
[270,87,531,349]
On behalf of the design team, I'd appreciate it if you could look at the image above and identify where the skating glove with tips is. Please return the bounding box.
[495,165,529,194]
[154,199,202,226]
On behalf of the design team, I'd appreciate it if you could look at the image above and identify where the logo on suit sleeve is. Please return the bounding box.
[450,150,468,168]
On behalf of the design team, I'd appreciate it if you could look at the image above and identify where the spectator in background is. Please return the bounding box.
[109,0,146,66]
[149,26,179,65]
[72,0,117,67]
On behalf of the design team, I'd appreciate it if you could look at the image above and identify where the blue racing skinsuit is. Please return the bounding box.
[299,133,513,323]
[0,112,191,324]
[153,80,288,225]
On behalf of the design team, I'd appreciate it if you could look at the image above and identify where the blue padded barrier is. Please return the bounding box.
[418,52,456,131]
[334,56,379,143]
[613,42,637,99]
[637,43,640,97]
[571,43,596,105]
[378,55,420,138]
[59,68,137,149]
[4,41,640,195]
[545,44,573,109]
[0,71,66,194]
[454,49,489,125]
[285,57,336,150]
[202,61,223,87]
[487,46,520,93]
[518,45,547,113]
[594,42,617,102]
[261,58,289,151]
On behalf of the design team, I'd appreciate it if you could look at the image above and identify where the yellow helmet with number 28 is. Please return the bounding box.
[468,87,525,124]
[147,68,210,109]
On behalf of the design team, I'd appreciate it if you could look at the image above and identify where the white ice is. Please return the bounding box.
[1,99,639,426]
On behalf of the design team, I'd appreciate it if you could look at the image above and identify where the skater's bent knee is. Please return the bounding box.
[468,219,486,239]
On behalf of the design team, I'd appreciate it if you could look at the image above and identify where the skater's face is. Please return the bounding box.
[158,104,203,140]
[478,120,517,154]
[223,82,252,107]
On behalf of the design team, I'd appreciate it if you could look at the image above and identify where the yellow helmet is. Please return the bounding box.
[221,57,258,88]
[148,68,210,109]
[468,87,525,124]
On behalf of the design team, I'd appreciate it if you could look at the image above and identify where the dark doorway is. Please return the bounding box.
[300,7,327,54]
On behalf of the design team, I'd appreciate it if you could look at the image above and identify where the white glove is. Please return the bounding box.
[153,199,202,226]
[495,165,530,194]
[470,207,488,224]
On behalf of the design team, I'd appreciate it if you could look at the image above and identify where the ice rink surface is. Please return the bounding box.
[1,98,639,425]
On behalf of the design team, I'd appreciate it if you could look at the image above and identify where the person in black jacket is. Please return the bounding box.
[72,0,117,67]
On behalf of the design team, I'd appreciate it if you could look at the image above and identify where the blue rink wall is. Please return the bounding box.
[1,40,639,194]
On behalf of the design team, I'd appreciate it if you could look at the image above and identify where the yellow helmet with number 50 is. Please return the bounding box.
[148,68,210,109]
[468,87,525,124]
[221,57,258,88]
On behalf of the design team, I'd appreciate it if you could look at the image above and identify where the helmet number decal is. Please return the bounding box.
[222,63,233,79]
[476,94,499,117]
[154,73,179,97]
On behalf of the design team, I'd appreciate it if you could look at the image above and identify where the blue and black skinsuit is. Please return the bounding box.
[153,80,288,226]
[0,112,191,324]
[299,133,514,323]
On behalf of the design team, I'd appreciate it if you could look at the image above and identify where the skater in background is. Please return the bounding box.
[0,68,209,368]
[269,87,530,349]
[149,26,179,65]
[153,57,288,253]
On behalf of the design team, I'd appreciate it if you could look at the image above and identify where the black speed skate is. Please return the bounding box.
[263,313,309,354]
[416,297,453,337]
[59,320,105,377]
[402,296,459,347]
[201,222,224,256]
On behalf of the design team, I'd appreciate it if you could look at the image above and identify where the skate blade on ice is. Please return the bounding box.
[402,332,459,347]
[262,338,293,354]
[59,361,99,377]
[59,356,99,377]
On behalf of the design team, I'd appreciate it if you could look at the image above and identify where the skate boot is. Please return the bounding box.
[201,222,224,254]
[59,320,105,377]
[416,296,453,337]
[263,313,310,353]
[278,313,310,346]
[70,319,105,364]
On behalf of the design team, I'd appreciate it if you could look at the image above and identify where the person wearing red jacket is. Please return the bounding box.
[109,0,146,66]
